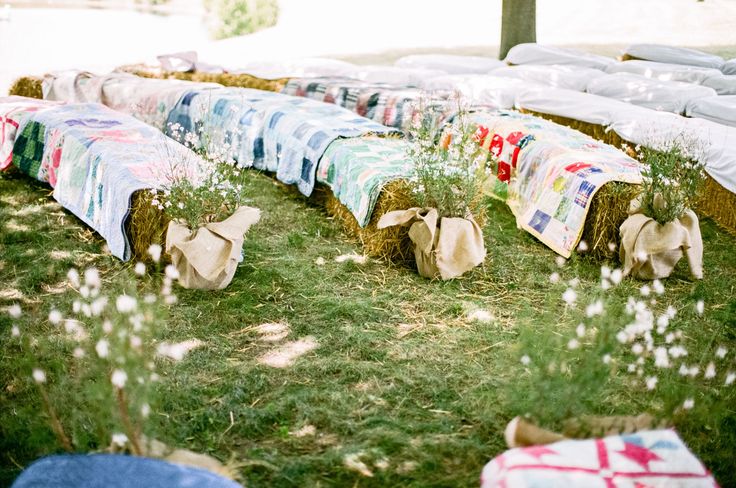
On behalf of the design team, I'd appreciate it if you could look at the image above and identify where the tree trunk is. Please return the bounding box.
[499,0,537,60]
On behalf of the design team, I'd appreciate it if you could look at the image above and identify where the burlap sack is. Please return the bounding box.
[165,206,261,290]
[377,207,486,280]
[619,198,703,280]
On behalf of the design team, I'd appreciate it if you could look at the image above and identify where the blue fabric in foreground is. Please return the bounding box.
[12,454,243,488]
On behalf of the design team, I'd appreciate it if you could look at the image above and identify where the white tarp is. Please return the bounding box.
[489,64,605,92]
[344,65,446,87]
[611,109,736,194]
[586,72,717,114]
[504,43,614,70]
[420,75,540,109]
[394,54,505,74]
[514,85,649,126]
[604,60,722,85]
[623,44,725,70]
[722,59,736,76]
[233,58,358,79]
[685,96,736,128]
[702,75,736,95]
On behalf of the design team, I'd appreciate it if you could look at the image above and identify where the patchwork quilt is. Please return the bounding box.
[166,87,398,196]
[316,137,414,227]
[0,97,62,170]
[471,110,642,257]
[43,71,221,131]
[12,102,206,261]
[481,430,718,487]
[282,77,455,131]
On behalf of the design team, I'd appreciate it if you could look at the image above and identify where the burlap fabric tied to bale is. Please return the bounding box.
[165,206,261,290]
[619,196,703,280]
[377,208,486,279]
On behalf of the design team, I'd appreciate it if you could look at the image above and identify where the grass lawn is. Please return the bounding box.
[1,168,735,486]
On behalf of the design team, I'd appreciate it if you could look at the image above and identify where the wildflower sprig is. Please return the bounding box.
[507,260,734,434]
[407,99,490,219]
[6,246,178,454]
[638,141,705,225]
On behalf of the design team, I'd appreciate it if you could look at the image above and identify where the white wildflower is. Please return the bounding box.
[96,339,110,358]
[315,257,326,266]
[84,268,100,289]
[577,240,588,252]
[704,362,716,379]
[631,343,644,355]
[610,269,623,285]
[141,403,151,418]
[688,366,700,377]
[567,339,580,350]
[696,300,704,316]
[654,347,670,368]
[627,363,637,373]
[645,376,658,390]
[600,266,611,279]
[32,368,46,384]
[666,305,677,319]
[555,256,566,268]
[716,347,727,359]
[111,433,128,447]
[669,346,687,358]
[48,309,62,325]
[73,347,85,358]
[665,332,675,344]
[91,297,108,317]
[562,289,577,305]
[682,398,694,410]
[616,331,629,344]
[549,272,560,284]
[725,372,735,386]
[147,244,162,263]
[111,369,127,389]
[520,355,531,366]
[679,364,689,376]
[8,304,21,318]
[652,279,665,295]
[130,335,142,349]
[639,285,651,297]
[116,295,137,314]
[67,268,80,288]
[576,323,586,338]
[144,294,156,304]
[164,265,180,281]
[156,339,204,361]
[134,262,146,276]
[467,309,493,323]
[585,300,603,318]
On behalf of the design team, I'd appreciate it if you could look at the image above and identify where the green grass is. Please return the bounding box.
[1,169,735,487]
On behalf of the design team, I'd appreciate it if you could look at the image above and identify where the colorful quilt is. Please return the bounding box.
[0,97,62,170]
[282,77,454,131]
[12,103,207,261]
[481,430,718,487]
[471,110,642,257]
[317,137,414,227]
[166,87,398,196]
[43,71,222,131]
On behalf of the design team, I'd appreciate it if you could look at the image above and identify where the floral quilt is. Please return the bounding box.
[481,430,718,487]
[471,110,642,257]
[317,137,414,227]
[12,103,206,261]
[0,97,62,170]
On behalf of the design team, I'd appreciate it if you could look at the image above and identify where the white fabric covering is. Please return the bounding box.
[605,60,722,84]
[702,75,736,95]
[685,95,736,128]
[623,44,725,70]
[489,65,604,92]
[586,72,717,114]
[420,75,540,109]
[233,58,357,79]
[723,59,736,75]
[514,85,649,126]
[394,54,505,74]
[611,110,736,193]
[344,65,446,86]
[504,43,614,70]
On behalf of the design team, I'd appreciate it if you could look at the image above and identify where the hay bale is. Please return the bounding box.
[580,182,641,260]
[118,66,289,93]
[323,180,417,263]
[125,190,170,262]
[8,77,43,99]
[697,175,736,236]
